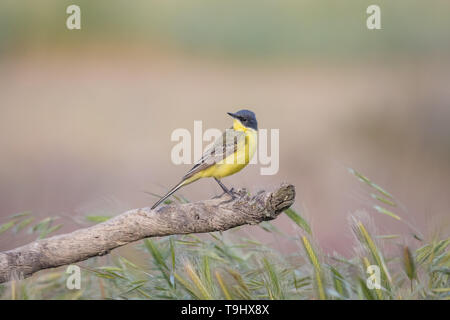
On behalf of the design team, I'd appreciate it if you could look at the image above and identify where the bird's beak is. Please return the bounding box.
[227,112,239,119]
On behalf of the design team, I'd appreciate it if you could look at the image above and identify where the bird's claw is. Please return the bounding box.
[217,188,238,200]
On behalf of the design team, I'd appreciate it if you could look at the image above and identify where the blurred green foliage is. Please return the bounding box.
[1,0,449,61]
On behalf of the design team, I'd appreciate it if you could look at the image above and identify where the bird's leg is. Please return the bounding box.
[214,178,236,199]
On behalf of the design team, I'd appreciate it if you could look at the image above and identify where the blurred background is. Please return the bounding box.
[1,0,449,255]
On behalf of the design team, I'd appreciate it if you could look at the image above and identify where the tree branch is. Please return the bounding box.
[0,183,295,283]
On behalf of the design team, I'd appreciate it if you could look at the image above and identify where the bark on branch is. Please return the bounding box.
[0,183,295,283]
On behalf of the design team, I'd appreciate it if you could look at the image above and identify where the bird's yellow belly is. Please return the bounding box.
[200,130,257,179]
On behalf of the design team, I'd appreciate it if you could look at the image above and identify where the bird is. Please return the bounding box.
[151,109,258,210]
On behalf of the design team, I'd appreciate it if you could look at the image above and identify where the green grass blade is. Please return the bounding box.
[301,236,326,300]
[353,221,392,293]
[85,215,111,223]
[185,263,212,300]
[284,208,311,234]
[403,246,417,281]
[373,206,401,221]
[215,271,232,300]
[262,258,283,299]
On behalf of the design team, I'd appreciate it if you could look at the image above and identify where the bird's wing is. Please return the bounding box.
[182,128,245,180]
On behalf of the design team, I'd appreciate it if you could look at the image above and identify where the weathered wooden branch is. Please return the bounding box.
[0,183,295,283]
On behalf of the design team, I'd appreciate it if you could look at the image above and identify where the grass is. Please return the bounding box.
[0,169,448,300]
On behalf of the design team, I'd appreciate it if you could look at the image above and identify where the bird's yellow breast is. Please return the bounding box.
[199,125,257,179]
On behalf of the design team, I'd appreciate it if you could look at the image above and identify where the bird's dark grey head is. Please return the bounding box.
[227,109,258,130]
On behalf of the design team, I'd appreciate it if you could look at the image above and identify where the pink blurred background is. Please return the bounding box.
[1,1,449,254]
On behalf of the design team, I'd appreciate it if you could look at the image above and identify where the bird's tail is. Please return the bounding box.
[151,180,186,210]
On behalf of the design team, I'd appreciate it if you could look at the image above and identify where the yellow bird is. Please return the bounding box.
[151,109,258,209]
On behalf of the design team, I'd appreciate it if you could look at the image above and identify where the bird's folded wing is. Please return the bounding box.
[182,128,245,180]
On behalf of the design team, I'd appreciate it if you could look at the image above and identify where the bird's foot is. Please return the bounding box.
[218,190,237,200]
[215,188,237,202]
